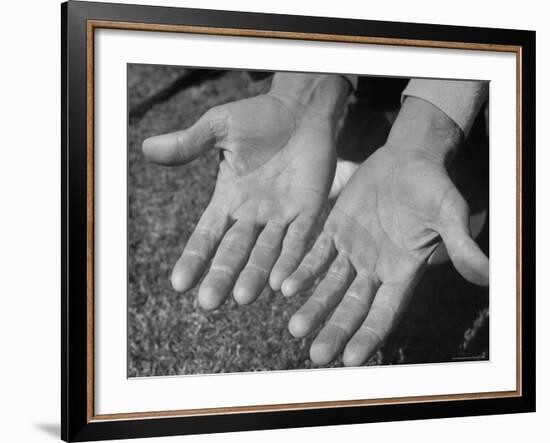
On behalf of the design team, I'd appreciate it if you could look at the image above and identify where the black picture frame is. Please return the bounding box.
[62,1,536,441]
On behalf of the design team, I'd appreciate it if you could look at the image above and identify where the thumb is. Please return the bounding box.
[439,190,489,286]
[142,107,227,166]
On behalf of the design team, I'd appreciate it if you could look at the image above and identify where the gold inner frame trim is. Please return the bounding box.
[86,19,523,423]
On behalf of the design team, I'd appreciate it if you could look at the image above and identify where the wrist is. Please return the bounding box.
[385,96,463,165]
[268,73,350,122]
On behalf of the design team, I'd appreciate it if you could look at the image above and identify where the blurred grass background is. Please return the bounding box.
[128,64,489,377]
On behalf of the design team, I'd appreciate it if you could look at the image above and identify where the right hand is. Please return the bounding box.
[143,74,350,310]
[282,97,489,366]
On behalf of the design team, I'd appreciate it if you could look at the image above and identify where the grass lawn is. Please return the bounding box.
[128,65,489,377]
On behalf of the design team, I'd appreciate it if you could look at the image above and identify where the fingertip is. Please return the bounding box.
[309,341,333,366]
[234,268,268,305]
[270,257,301,293]
[343,331,381,367]
[232,287,247,305]
[454,243,490,286]
[269,272,283,292]
[478,253,490,285]
[471,258,490,286]
[170,270,189,293]
[280,278,298,297]
[233,285,253,306]
[342,344,367,367]
[141,134,175,164]
[171,257,199,292]
[141,132,188,165]
[443,227,490,287]
[142,136,155,159]
[481,273,489,286]
[197,285,223,311]
[288,313,309,338]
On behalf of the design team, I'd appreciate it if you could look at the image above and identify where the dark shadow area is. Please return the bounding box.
[129,68,227,124]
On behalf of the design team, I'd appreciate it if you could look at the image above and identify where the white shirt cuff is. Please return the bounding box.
[401,79,489,136]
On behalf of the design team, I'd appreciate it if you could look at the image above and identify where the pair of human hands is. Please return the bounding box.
[142,73,489,366]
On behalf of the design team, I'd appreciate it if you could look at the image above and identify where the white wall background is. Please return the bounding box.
[0,0,546,442]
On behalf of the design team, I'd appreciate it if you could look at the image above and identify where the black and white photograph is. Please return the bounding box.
[128,65,490,377]
[1,0,544,441]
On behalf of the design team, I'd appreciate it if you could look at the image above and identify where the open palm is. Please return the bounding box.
[282,145,489,366]
[143,91,338,310]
